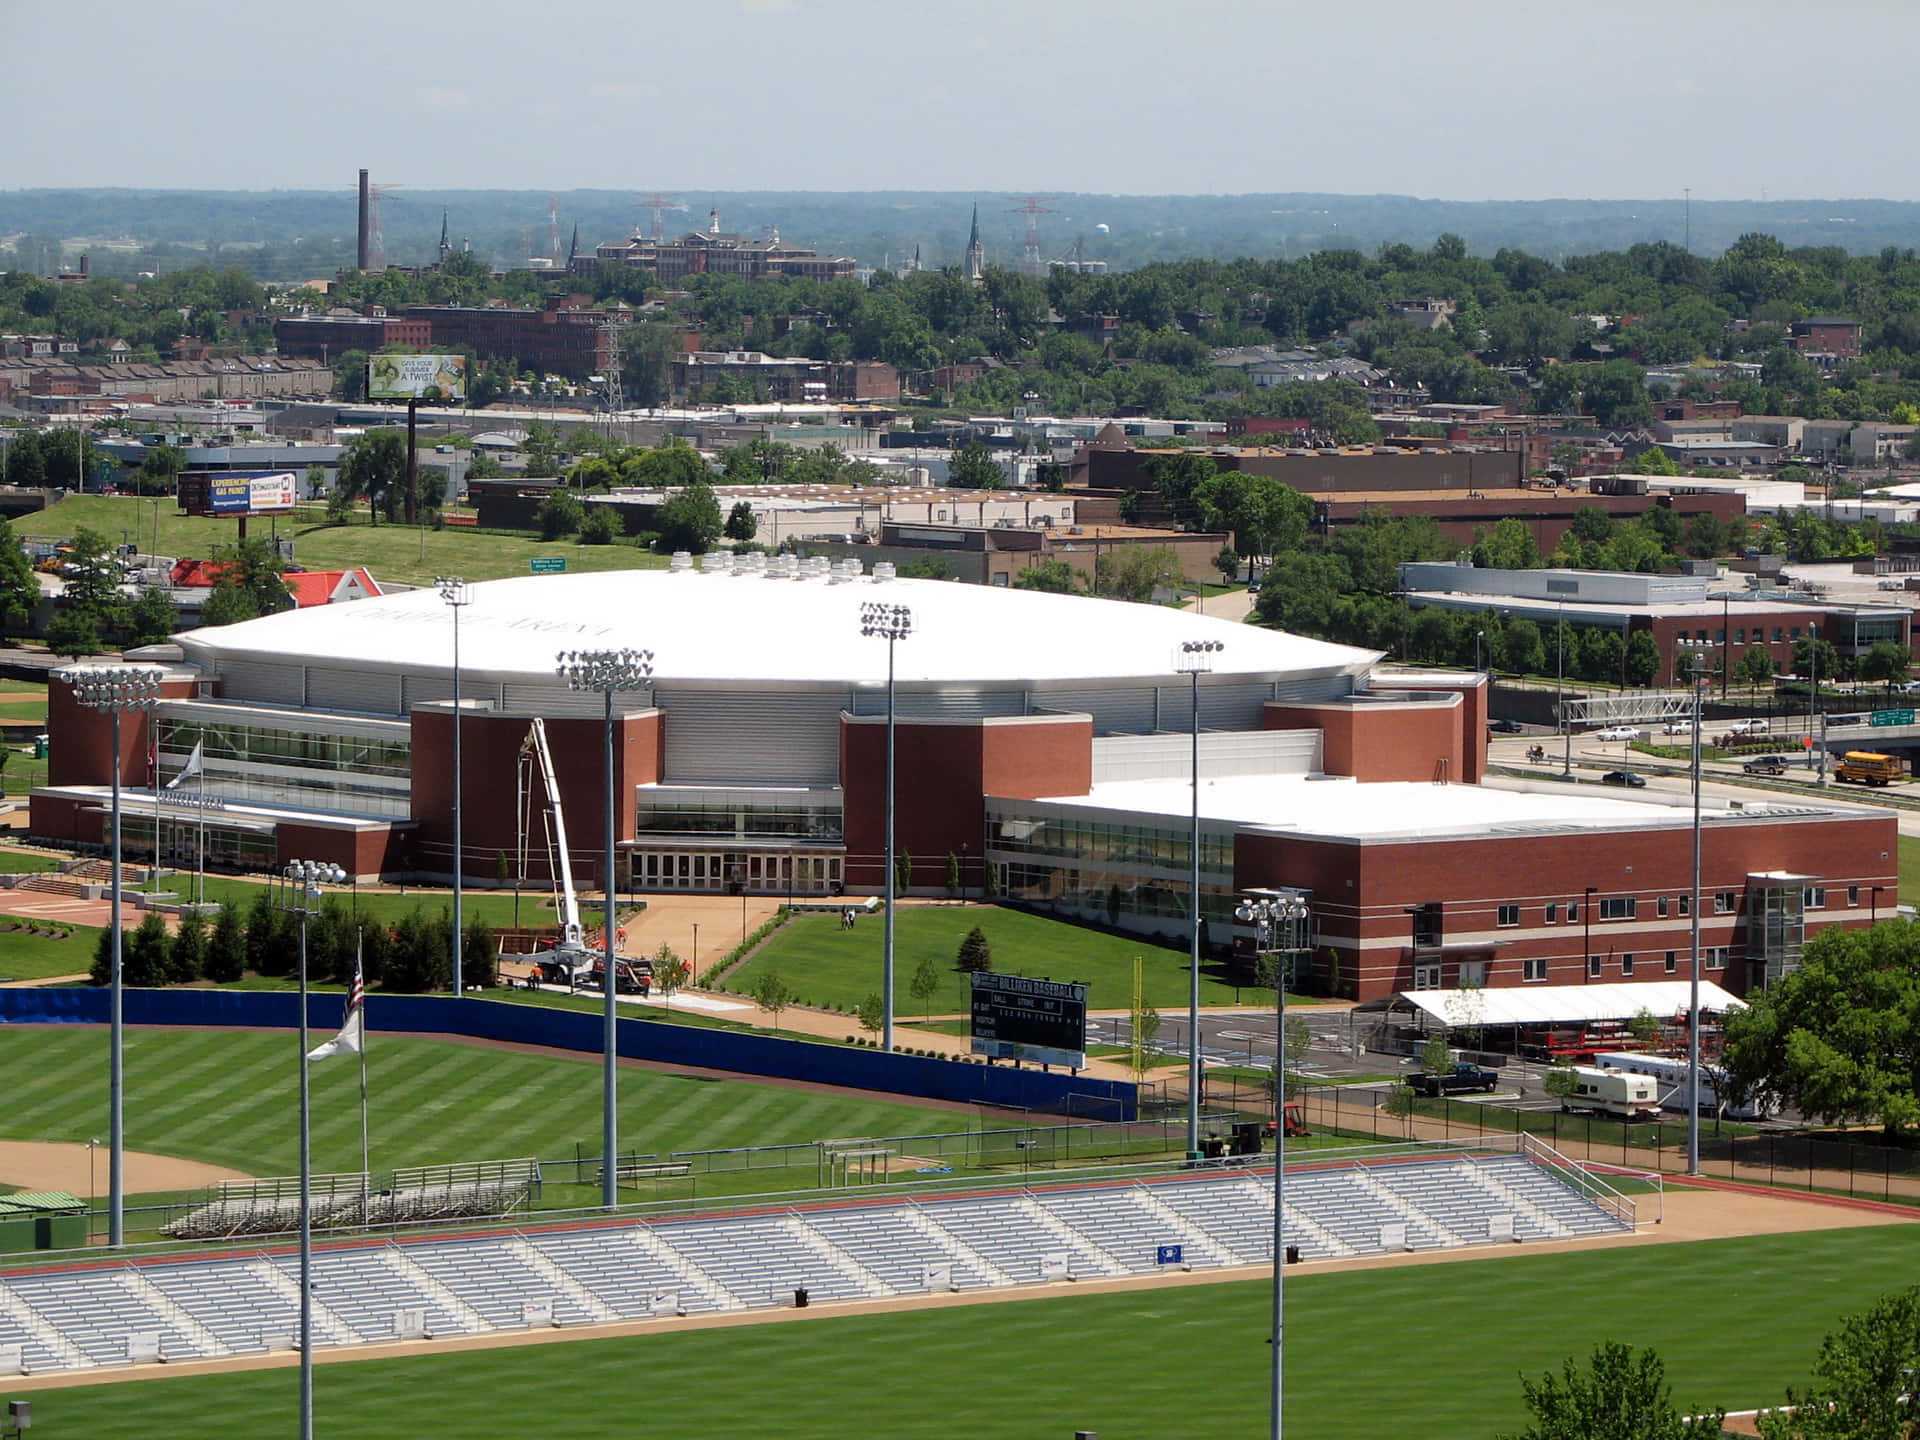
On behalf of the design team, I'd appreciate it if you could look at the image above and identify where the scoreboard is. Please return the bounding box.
[969,973,1088,1069]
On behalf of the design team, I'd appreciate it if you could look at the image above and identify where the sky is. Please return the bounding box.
[8,0,1918,200]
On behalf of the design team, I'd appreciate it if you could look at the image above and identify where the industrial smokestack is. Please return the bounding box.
[357,169,371,271]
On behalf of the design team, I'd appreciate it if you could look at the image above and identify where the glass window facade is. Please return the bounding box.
[155,715,411,819]
[985,806,1238,934]
[634,789,843,842]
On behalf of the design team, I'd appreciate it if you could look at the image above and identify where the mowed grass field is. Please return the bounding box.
[32,494,669,588]
[0,1026,974,1180]
[15,1225,1915,1439]
[726,905,1242,1014]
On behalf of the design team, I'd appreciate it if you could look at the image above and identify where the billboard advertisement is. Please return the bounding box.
[368,353,468,402]
[179,471,297,518]
[969,973,1088,1070]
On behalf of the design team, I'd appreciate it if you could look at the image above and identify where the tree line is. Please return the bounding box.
[89,892,497,994]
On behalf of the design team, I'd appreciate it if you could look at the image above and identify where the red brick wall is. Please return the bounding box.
[276,823,399,878]
[842,714,1092,891]
[28,792,97,846]
[409,708,661,885]
[1234,813,1895,1001]
[1264,697,1464,783]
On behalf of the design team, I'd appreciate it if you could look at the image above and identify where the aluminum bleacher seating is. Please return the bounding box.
[3,1271,201,1366]
[402,1239,585,1328]
[522,1227,721,1317]
[651,1216,870,1306]
[799,1205,994,1292]
[142,1258,291,1354]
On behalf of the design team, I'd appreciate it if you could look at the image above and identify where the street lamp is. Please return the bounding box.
[65,662,163,1248]
[557,647,656,1210]
[1474,630,1485,676]
[1556,604,1572,778]
[279,858,345,1440]
[1236,888,1311,1440]
[1676,638,1716,1177]
[859,600,913,1053]
[1176,638,1225,1156]
[436,578,472,996]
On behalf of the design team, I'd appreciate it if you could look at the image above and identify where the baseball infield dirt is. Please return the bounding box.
[0,1141,249,1195]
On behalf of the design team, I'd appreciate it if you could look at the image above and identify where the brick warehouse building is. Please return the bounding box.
[32,564,1891,1001]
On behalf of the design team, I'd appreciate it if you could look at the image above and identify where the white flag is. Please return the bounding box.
[164,739,204,792]
[308,953,365,1061]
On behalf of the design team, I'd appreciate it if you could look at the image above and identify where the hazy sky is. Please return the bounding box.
[8,0,1917,200]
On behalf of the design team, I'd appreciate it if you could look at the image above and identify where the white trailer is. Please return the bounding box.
[1590,1051,1766,1120]
[1562,1066,1661,1120]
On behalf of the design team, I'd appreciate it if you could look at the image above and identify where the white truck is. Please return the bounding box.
[1560,1066,1660,1120]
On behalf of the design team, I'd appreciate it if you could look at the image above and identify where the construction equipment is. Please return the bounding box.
[1266,1102,1309,1139]
[503,718,594,984]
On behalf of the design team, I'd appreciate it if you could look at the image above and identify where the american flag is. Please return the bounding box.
[308,951,365,1061]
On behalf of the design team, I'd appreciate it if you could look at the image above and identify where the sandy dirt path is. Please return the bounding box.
[0,1140,249,1194]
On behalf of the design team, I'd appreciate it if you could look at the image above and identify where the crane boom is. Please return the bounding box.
[520,717,585,949]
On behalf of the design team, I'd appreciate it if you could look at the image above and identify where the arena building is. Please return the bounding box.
[32,556,1894,1002]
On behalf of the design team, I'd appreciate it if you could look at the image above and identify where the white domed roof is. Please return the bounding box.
[177,568,1376,688]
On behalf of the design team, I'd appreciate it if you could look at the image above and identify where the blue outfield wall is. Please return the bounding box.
[0,989,1137,1120]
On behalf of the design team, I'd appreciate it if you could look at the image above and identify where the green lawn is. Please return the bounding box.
[15,1225,1913,1439]
[0,1026,974,1180]
[149,871,556,931]
[0,919,98,980]
[30,494,670,588]
[0,848,60,874]
[1902,833,1920,907]
[725,906,1242,1014]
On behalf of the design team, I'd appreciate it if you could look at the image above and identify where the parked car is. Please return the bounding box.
[1593,725,1641,742]
[1488,718,1524,734]
[1661,720,1695,736]
[1601,770,1647,788]
[1743,755,1790,776]
[1727,718,1770,735]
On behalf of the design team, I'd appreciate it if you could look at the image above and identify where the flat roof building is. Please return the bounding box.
[32,569,1890,1003]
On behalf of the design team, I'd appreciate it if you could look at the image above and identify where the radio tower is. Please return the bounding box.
[600,316,625,430]
[365,181,403,270]
[547,196,563,262]
[635,192,683,241]
[1008,196,1059,277]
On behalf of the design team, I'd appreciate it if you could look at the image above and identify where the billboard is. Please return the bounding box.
[177,471,297,518]
[970,973,1088,1070]
[368,353,468,402]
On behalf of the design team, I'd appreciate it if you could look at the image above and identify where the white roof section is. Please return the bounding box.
[1032,773,1829,841]
[1392,980,1745,1028]
[174,568,1377,689]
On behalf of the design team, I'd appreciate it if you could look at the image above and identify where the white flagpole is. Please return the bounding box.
[196,759,208,907]
[356,929,369,1224]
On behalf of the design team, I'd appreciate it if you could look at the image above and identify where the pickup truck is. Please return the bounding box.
[1407,1062,1499,1097]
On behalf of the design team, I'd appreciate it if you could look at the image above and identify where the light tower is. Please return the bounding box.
[1008,196,1059,277]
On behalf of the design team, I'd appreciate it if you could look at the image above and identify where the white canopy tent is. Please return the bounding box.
[1378,981,1745,1030]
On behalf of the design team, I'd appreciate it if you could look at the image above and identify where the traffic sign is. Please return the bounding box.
[530,557,567,574]
[1870,709,1915,727]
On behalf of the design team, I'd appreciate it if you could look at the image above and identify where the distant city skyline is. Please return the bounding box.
[7,0,1916,202]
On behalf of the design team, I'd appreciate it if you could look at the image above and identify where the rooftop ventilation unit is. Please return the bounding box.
[872,561,898,583]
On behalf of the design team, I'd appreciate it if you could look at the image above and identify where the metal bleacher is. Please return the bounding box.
[0,1146,1634,1376]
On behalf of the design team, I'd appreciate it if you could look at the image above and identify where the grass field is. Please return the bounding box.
[0,1027,975,1181]
[140,870,559,932]
[725,906,1244,1014]
[0,920,99,981]
[14,1224,1913,1439]
[29,494,670,588]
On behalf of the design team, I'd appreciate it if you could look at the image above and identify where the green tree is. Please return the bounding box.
[337,429,409,524]
[1543,1064,1581,1105]
[1723,923,1920,1136]
[948,441,1004,490]
[123,910,171,988]
[1758,1287,1920,1440]
[537,489,584,541]
[1141,451,1217,525]
[1502,1342,1723,1440]
[1496,618,1546,675]
[1419,1031,1453,1075]
[655,482,723,553]
[168,912,207,984]
[1097,544,1185,603]
[205,903,247,983]
[577,506,621,545]
[723,501,758,542]
[854,991,885,1036]
[210,538,291,618]
[1472,517,1541,571]
[120,585,178,647]
[1381,1080,1416,1135]
[0,519,36,632]
[651,944,690,1007]
[945,850,961,898]
[748,967,794,1031]
[1012,559,1084,594]
[1623,629,1662,686]
[909,953,942,1021]
[1859,640,1913,688]
[198,585,259,629]
[955,924,993,973]
[1632,445,1681,476]
[44,609,105,657]
[1193,473,1311,565]
[1129,993,1162,1084]
[894,848,912,895]
[135,443,187,496]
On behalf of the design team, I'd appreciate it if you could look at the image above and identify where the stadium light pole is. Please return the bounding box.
[1177,639,1224,1155]
[281,857,345,1440]
[859,600,913,1053]
[65,662,163,1249]
[558,647,656,1210]
[1236,887,1310,1440]
[436,578,472,997]
[1677,637,1715,1177]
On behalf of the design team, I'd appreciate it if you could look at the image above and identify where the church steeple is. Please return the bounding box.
[438,209,451,263]
[567,221,579,268]
[964,203,984,284]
